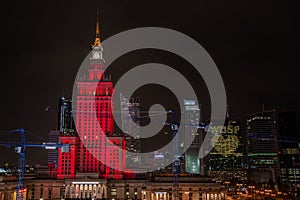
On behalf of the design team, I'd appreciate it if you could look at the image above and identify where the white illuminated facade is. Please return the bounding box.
[64,180,107,199]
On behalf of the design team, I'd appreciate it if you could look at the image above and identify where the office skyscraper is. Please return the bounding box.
[183,99,201,174]
[247,109,280,183]
[121,95,142,172]
[58,97,75,135]
[278,111,300,187]
[207,117,245,182]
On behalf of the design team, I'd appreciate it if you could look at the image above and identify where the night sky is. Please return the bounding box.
[0,0,299,165]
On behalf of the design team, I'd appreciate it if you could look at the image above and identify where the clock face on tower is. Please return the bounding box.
[93,51,100,59]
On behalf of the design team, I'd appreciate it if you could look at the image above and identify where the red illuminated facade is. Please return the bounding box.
[57,136,78,179]
[57,15,125,179]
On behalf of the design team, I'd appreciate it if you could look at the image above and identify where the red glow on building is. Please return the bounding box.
[57,136,78,179]
[57,15,126,179]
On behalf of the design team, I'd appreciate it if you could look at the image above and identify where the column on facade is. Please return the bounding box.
[75,184,79,198]
[86,184,89,198]
[104,185,107,198]
[84,184,87,199]
[70,185,74,199]
[86,184,89,199]
[64,184,68,198]
[64,184,67,198]
[204,192,208,200]
[79,184,83,198]
[69,185,72,199]
[92,184,96,199]
[97,184,106,199]
[222,192,226,200]
[97,184,101,199]
[146,191,152,200]
[73,185,77,199]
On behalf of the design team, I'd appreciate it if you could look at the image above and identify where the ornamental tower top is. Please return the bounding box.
[93,11,101,48]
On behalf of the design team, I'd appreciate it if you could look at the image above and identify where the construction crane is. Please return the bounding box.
[0,128,69,200]
[149,110,180,199]
[170,110,180,200]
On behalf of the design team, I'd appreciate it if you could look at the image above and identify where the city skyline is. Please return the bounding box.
[0,1,299,165]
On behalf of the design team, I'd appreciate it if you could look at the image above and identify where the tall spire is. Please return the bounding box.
[93,11,101,47]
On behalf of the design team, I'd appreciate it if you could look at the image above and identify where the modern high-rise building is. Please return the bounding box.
[207,118,245,182]
[277,111,300,187]
[58,97,75,135]
[279,143,300,187]
[120,95,142,172]
[247,109,280,183]
[183,99,201,174]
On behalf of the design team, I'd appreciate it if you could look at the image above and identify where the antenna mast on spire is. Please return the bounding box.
[93,11,101,47]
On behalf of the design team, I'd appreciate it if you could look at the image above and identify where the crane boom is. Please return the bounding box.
[0,129,69,200]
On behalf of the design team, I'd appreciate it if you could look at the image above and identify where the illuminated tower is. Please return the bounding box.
[75,13,124,178]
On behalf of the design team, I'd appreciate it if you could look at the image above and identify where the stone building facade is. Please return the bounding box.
[0,176,226,200]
